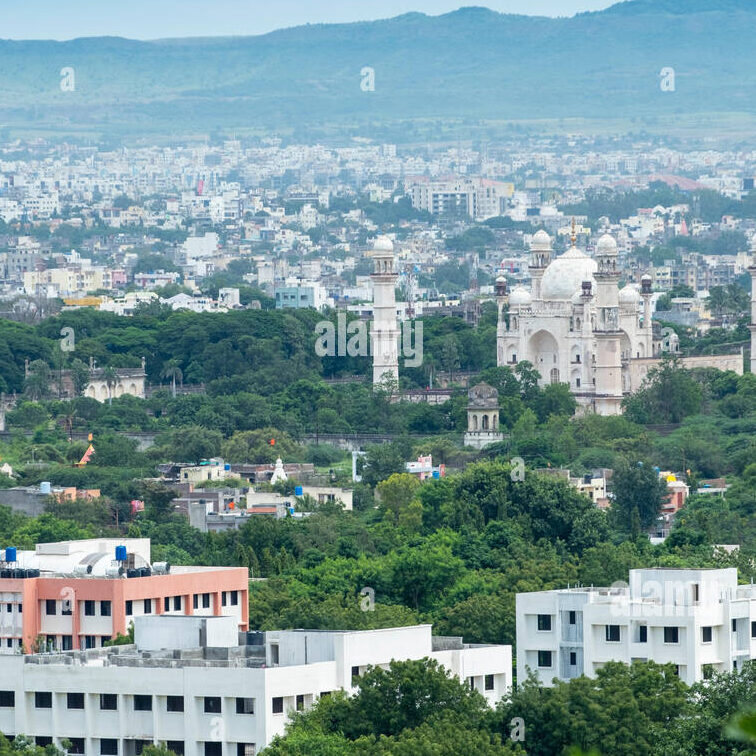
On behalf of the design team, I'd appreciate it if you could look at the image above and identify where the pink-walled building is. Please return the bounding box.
[0,538,248,654]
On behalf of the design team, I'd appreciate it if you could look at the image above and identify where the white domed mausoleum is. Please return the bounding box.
[496,229,747,416]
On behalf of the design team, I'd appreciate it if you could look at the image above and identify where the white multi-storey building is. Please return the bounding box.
[517,568,756,687]
[0,617,511,756]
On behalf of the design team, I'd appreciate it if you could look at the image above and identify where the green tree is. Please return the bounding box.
[375,473,420,523]
[610,458,668,533]
[164,425,223,464]
[24,360,51,401]
[69,358,91,396]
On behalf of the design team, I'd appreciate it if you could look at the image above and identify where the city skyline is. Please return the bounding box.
[1,0,616,40]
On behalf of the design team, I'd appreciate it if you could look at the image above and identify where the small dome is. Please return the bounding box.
[596,234,618,254]
[508,286,533,306]
[541,247,598,301]
[619,285,640,304]
[496,274,507,283]
[641,273,652,282]
[531,229,552,250]
[373,236,394,253]
[571,289,583,305]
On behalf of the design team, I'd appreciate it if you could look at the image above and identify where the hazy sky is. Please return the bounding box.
[2,0,617,40]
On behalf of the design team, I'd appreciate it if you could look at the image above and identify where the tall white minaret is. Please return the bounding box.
[593,233,623,415]
[528,229,553,300]
[750,234,756,374]
[370,236,400,386]
[640,273,654,357]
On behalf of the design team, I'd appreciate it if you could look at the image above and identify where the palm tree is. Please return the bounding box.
[102,366,118,406]
[59,410,77,442]
[161,360,183,399]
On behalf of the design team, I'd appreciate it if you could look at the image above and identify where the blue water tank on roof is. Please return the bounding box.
[115,545,127,562]
[5,547,17,562]
[295,486,303,496]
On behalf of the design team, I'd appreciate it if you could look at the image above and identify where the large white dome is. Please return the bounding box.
[541,247,597,301]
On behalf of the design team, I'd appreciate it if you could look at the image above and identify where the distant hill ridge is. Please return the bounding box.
[1,0,756,138]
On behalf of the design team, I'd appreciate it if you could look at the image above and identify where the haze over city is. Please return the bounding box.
[1,0,614,39]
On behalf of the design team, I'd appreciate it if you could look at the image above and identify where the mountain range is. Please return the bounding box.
[2,0,756,141]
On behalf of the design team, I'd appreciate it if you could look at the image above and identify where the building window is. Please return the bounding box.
[167,696,184,713]
[605,625,620,643]
[35,692,52,709]
[100,694,117,711]
[732,619,737,632]
[202,594,211,609]
[570,652,577,666]
[85,636,96,650]
[125,601,133,616]
[174,596,181,611]
[164,597,170,612]
[143,599,152,614]
[703,626,713,643]
[296,695,305,711]
[271,644,279,665]
[351,665,360,684]
[67,693,85,709]
[236,697,254,714]
[537,651,552,668]
[664,627,680,644]
[68,738,85,754]
[205,744,221,756]
[101,601,111,617]
[236,745,255,756]
[702,664,714,681]
[45,600,56,616]
[100,739,118,756]
[85,601,96,616]
[222,592,227,607]
[193,595,199,610]
[230,591,238,606]
[272,697,284,715]
[0,691,14,707]
[752,621,756,639]
[204,697,221,714]
[639,625,648,643]
[62,600,72,616]
[568,611,577,625]
[134,695,152,711]
[484,675,495,691]
[36,738,52,747]
[537,614,552,632]
[166,743,184,756]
